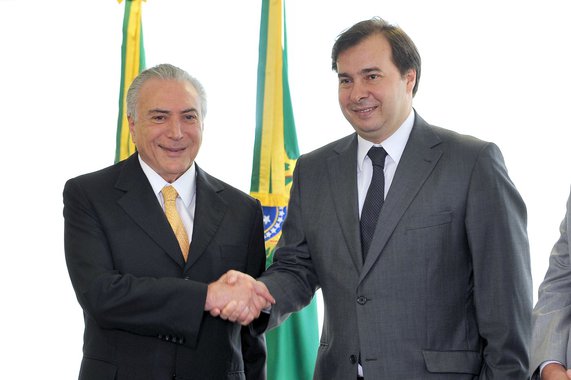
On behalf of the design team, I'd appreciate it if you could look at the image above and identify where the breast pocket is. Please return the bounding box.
[405,212,453,269]
[406,211,453,231]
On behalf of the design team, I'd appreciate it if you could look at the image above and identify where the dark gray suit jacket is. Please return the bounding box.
[531,188,571,378]
[258,113,532,379]
[64,153,266,380]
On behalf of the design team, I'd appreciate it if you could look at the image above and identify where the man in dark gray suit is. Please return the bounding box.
[64,63,273,380]
[218,18,532,379]
[531,189,571,379]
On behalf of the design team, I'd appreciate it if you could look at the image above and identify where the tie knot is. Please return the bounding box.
[367,146,388,167]
[162,185,179,202]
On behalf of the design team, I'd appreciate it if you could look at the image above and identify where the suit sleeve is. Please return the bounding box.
[256,156,321,331]
[241,202,268,380]
[464,143,532,379]
[531,189,571,375]
[63,178,207,348]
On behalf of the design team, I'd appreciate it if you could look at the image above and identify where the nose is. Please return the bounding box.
[349,80,368,103]
[166,120,183,140]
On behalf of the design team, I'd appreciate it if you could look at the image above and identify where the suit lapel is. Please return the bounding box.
[185,166,227,270]
[115,154,186,268]
[327,135,363,272]
[360,114,443,281]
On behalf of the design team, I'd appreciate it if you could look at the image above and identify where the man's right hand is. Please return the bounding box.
[204,270,274,326]
[541,363,571,380]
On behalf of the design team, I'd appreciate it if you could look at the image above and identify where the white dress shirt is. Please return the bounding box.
[357,110,414,216]
[138,155,197,245]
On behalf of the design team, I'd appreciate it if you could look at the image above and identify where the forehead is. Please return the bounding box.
[337,33,394,72]
[138,78,201,113]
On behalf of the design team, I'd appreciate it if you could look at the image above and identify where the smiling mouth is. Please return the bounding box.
[354,106,378,114]
[161,146,186,153]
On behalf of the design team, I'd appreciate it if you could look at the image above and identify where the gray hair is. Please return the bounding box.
[126,63,207,120]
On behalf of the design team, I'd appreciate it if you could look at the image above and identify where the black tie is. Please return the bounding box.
[360,146,388,261]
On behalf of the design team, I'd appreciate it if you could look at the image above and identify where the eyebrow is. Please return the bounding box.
[147,108,198,115]
[361,67,381,74]
[338,67,382,78]
[148,109,170,115]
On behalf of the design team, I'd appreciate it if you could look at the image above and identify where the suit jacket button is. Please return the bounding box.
[357,296,368,305]
[350,354,357,364]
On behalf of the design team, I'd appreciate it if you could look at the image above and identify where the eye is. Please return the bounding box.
[367,73,380,80]
[338,78,352,86]
[151,115,166,123]
[184,113,199,122]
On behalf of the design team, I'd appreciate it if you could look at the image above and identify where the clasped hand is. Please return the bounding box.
[541,363,571,380]
[205,270,274,326]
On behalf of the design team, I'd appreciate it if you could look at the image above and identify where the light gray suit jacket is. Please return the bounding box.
[531,188,571,378]
[258,113,532,379]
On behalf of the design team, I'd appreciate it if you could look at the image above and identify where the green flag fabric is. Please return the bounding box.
[250,0,319,378]
[115,0,146,163]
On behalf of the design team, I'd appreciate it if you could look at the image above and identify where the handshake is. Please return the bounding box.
[204,270,275,326]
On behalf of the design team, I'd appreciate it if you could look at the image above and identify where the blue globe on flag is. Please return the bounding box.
[262,206,287,243]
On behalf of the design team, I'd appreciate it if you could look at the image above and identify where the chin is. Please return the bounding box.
[356,126,380,135]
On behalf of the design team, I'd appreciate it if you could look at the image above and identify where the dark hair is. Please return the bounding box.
[331,17,421,96]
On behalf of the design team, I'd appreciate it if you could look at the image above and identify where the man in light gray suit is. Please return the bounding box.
[218,17,532,379]
[531,189,571,380]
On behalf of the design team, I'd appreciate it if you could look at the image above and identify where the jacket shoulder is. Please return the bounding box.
[197,167,260,209]
[300,133,356,162]
[64,157,129,193]
[429,124,489,148]
[422,123,500,163]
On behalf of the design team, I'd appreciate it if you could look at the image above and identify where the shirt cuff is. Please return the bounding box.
[540,361,566,377]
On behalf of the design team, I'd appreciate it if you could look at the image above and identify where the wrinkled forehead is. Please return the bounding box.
[138,79,202,115]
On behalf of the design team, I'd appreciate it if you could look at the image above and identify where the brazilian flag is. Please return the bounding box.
[115,0,145,163]
[250,0,319,378]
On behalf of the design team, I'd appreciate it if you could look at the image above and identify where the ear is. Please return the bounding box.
[128,116,137,144]
[405,69,416,93]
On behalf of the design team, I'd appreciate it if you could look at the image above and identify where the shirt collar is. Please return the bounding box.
[357,109,415,172]
[138,155,196,207]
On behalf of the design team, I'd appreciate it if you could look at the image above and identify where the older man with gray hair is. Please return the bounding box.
[64,63,273,380]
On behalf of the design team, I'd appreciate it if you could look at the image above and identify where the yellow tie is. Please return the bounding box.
[162,185,190,261]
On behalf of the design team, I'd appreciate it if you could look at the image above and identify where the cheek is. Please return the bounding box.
[146,128,168,143]
[129,125,142,145]
[338,99,351,115]
[190,126,203,141]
